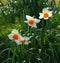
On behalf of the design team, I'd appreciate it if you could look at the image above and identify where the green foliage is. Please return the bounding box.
[0,0,60,63]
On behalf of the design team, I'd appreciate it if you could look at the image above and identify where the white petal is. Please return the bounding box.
[12,29,18,34]
[20,36,24,40]
[34,18,40,23]
[15,41,21,45]
[39,13,43,19]
[42,8,49,13]
[26,15,33,20]
[25,41,29,45]
[33,24,37,28]
[8,34,13,40]
[24,21,28,23]
[24,37,30,40]
[46,7,50,9]
[15,39,21,45]
[49,11,53,17]
[47,7,52,9]
[20,36,28,41]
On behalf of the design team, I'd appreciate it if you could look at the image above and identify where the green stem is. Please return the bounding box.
[28,25,30,32]
[41,20,47,45]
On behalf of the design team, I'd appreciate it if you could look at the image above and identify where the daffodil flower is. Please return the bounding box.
[24,15,40,28]
[8,29,21,44]
[39,8,53,20]
[20,36,30,45]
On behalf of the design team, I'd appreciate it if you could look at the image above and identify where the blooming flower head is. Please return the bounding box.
[39,8,53,20]
[20,36,30,45]
[25,15,40,28]
[8,29,21,44]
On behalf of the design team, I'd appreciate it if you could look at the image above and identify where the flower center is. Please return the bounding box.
[13,34,19,40]
[29,19,35,25]
[44,13,49,18]
[21,39,26,44]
